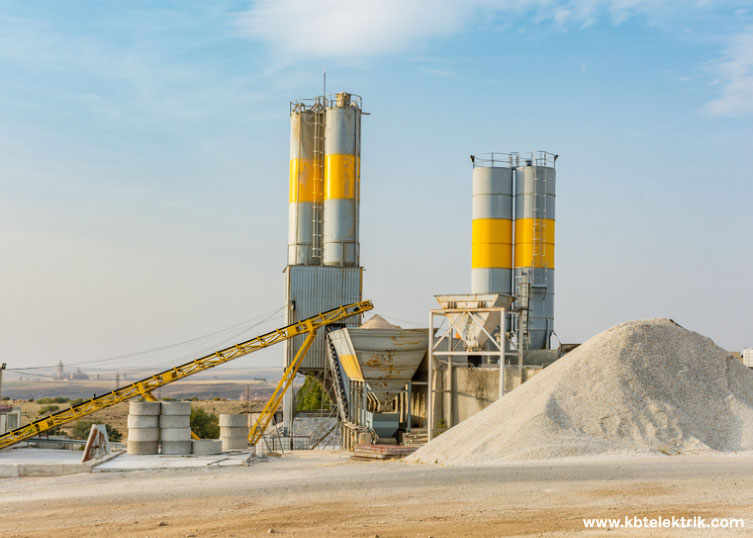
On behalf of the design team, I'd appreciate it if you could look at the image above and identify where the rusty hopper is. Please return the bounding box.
[329,325,428,410]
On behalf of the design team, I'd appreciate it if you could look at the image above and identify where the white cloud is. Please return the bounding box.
[704,27,753,118]
[235,0,472,57]
[236,0,680,58]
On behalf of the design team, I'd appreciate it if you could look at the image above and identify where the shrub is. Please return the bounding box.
[71,421,123,442]
[296,375,331,411]
[69,398,85,406]
[39,405,60,414]
[190,407,220,439]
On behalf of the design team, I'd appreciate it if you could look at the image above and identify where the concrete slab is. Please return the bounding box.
[93,452,251,472]
[0,447,122,477]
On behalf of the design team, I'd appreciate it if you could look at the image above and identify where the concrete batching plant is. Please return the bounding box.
[283,91,365,432]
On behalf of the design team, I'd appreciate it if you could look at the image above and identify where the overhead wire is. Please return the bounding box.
[7,304,287,373]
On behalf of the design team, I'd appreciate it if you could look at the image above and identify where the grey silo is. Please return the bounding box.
[288,104,321,266]
[514,153,556,350]
[323,93,361,266]
[471,159,514,296]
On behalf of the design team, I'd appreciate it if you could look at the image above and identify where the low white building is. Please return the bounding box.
[744,348,753,368]
[0,406,21,435]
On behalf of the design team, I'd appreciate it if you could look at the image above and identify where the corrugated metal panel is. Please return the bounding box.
[283,265,363,371]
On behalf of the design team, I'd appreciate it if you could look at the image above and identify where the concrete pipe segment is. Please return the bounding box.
[127,441,159,455]
[161,441,193,455]
[192,439,222,455]
[219,414,248,428]
[160,401,191,416]
[220,427,249,438]
[160,428,191,442]
[127,400,161,455]
[221,437,249,451]
[128,401,161,416]
[128,428,160,442]
[159,415,190,428]
[127,415,159,428]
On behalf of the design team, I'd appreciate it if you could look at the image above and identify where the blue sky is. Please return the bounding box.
[1,1,752,374]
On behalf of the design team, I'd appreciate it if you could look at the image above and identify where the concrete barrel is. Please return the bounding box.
[159,415,190,428]
[161,441,193,455]
[158,401,192,455]
[160,428,191,442]
[220,437,249,451]
[129,401,161,416]
[127,441,158,455]
[192,439,222,455]
[128,428,160,442]
[219,414,248,428]
[127,401,161,455]
[220,427,249,438]
[128,415,158,428]
[220,414,249,451]
[160,401,191,416]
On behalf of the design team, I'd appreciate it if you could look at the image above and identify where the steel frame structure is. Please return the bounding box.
[426,305,521,441]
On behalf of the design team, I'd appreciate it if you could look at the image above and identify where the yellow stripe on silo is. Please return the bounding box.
[339,354,364,381]
[324,155,359,199]
[289,159,319,203]
[471,218,512,269]
[514,218,555,269]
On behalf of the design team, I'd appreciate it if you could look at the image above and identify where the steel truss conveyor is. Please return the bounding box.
[0,301,373,451]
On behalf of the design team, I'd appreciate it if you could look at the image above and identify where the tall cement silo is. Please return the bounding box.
[514,151,556,350]
[288,102,323,265]
[283,91,365,436]
[471,154,514,296]
[323,92,361,267]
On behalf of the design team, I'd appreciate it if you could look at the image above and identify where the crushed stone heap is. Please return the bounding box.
[408,318,753,465]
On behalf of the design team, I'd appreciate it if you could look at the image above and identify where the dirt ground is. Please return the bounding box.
[2,451,753,537]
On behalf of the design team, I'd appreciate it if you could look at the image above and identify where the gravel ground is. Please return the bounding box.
[1,451,753,537]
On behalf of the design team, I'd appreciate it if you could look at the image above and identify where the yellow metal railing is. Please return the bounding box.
[0,300,373,451]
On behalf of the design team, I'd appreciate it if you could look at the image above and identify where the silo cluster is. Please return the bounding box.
[288,93,362,268]
[470,151,557,350]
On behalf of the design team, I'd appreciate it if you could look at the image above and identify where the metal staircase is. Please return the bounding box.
[325,324,349,423]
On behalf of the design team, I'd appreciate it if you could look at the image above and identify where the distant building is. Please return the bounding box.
[744,348,753,368]
[66,367,89,381]
[55,361,64,380]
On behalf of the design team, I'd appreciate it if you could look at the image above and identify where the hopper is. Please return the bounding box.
[329,326,428,410]
[434,293,514,349]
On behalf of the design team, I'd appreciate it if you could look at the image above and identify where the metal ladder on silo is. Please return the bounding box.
[531,151,548,285]
[311,103,325,262]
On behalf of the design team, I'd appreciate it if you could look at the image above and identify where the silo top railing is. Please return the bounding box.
[471,151,557,169]
[470,152,519,168]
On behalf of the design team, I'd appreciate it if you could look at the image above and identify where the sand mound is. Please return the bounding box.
[408,318,753,465]
[360,314,400,329]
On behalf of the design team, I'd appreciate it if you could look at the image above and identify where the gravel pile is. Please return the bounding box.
[360,314,400,329]
[408,318,753,465]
